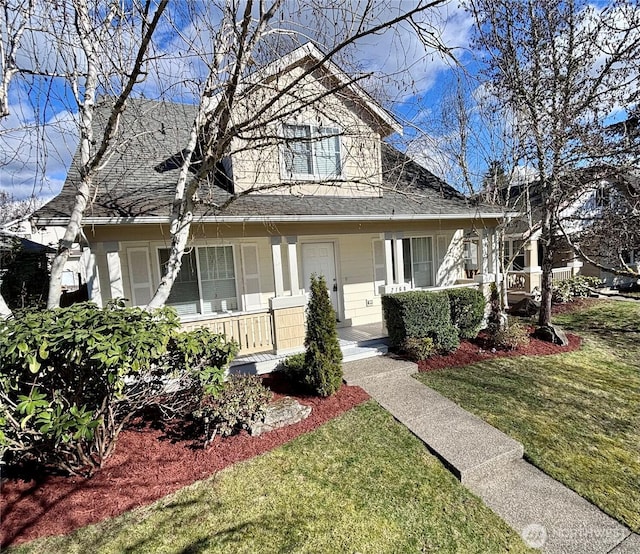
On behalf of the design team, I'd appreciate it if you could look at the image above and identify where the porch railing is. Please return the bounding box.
[182,310,274,355]
[507,271,526,290]
[552,267,573,282]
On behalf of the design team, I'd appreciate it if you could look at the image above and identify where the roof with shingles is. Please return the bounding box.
[35,98,501,224]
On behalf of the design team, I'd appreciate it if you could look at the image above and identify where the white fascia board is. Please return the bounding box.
[40,212,507,226]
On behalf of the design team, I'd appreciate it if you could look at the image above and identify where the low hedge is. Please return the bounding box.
[444,287,486,339]
[381,290,459,353]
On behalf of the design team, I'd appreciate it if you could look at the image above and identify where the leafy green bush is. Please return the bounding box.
[193,375,273,446]
[0,301,237,476]
[444,288,486,339]
[492,320,531,351]
[300,274,343,397]
[381,290,459,353]
[552,275,602,303]
[402,337,435,361]
[280,352,306,382]
[167,328,238,396]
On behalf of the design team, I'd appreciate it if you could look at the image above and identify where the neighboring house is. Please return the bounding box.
[498,168,640,300]
[33,44,505,356]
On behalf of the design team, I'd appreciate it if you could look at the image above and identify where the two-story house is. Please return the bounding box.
[33,44,506,362]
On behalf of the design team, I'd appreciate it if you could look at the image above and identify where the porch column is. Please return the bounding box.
[81,247,102,307]
[524,234,543,293]
[394,233,405,285]
[271,237,284,297]
[104,242,124,300]
[479,228,490,275]
[384,233,393,286]
[286,236,300,295]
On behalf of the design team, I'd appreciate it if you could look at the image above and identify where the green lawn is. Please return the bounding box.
[11,402,532,553]
[416,300,640,533]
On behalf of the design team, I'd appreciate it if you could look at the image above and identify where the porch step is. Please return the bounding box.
[341,342,389,362]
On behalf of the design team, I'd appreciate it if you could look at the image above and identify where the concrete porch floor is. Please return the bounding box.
[230,322,389,375]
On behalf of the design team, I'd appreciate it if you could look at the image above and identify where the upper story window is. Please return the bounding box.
[282,124,342,180]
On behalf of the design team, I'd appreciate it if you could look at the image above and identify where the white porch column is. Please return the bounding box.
[479,228,490,275]
[286,236,300,295]
[394,233,405,285]
[384,233,394,286]
[104,242,124,300]
[81,247,102,307]
[270,237,284,297]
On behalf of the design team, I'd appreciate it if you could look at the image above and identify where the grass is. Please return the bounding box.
[10,402,532,553]
[416,299,640,533]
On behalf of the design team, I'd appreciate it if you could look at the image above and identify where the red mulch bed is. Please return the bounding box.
[417,298,592,371]
[418,329,581,371]
[1,375,369,548]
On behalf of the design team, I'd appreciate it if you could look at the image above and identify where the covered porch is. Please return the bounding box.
[230,322,389,375]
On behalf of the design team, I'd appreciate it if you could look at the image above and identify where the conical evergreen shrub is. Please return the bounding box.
[303,274,343,396]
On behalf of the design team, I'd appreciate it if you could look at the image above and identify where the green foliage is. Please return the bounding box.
[401,337,435,361]
[193,375,273,445]
[492,320,530,351]
[167,328,238,396]
[0,301,237,476]
[0,243,50,310]
[280,352,306,382]
[486,282,507,338]
[381,290,460,354]
[444,288,486,339]
[552,275,602,303]
[300,274,343,397]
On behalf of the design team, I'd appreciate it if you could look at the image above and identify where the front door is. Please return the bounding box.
[301,242,339,317]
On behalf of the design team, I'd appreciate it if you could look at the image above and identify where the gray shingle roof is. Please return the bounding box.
[35,99,498,223]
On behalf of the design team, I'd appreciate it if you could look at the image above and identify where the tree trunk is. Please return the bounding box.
[538,204,555,327]
[0,292,11,319]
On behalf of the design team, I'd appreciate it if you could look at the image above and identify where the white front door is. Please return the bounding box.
[301,242,339,316]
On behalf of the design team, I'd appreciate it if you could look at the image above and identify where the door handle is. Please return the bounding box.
[333,283,338,292]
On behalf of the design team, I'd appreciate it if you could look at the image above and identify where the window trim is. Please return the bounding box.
[280,123,343,181]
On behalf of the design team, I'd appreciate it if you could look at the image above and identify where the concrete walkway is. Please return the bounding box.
[343,355,638,553]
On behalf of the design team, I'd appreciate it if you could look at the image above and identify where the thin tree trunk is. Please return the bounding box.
[538,204,554,326]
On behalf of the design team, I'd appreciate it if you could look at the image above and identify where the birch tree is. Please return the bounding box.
[146,0,452,309]
[469,0,640,326]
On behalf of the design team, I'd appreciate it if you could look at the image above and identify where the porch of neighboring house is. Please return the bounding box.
[229,322,389,375]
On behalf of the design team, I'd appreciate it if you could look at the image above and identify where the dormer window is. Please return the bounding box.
[282,124,342,180]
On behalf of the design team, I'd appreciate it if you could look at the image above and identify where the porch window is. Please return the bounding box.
[198,246,238,313]
[158,245,240,316]
[504,240,525,271]
[158,249,200,316]
[405,237,434,288]
[282,124,341,179]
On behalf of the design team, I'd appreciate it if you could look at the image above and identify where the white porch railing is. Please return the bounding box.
[182,310,274,355]
[552,267,573,282]
[507,271,526,290]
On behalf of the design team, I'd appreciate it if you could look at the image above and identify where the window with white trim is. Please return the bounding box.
[403,237,434,288]
[504,239,525,271]
[158,245,240,316]
[282,124,341,179]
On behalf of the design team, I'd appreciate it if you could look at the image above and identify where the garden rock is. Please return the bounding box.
[250,396,311,436]
[510,298,540,317]
[534,323,569,346]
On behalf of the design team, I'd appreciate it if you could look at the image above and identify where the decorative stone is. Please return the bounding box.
[534,323,569,346]
[250,396,312,437]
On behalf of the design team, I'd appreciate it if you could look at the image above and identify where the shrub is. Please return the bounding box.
[300,274,343,397]
[167,328,238,396]
[552,275,602,303]
[0,301,238,476]
[193,375,273,446]
[402,337,435,361]
[381,290,459,353]
[444,288,486,339]
[492,320,531,351]
[280,352,306,381]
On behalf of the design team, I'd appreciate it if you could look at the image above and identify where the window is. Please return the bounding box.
[404,237,434,288]
[282,124,341,179]
[504,240,525,271]
[158,249,200,315]
[158,245,241,316]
